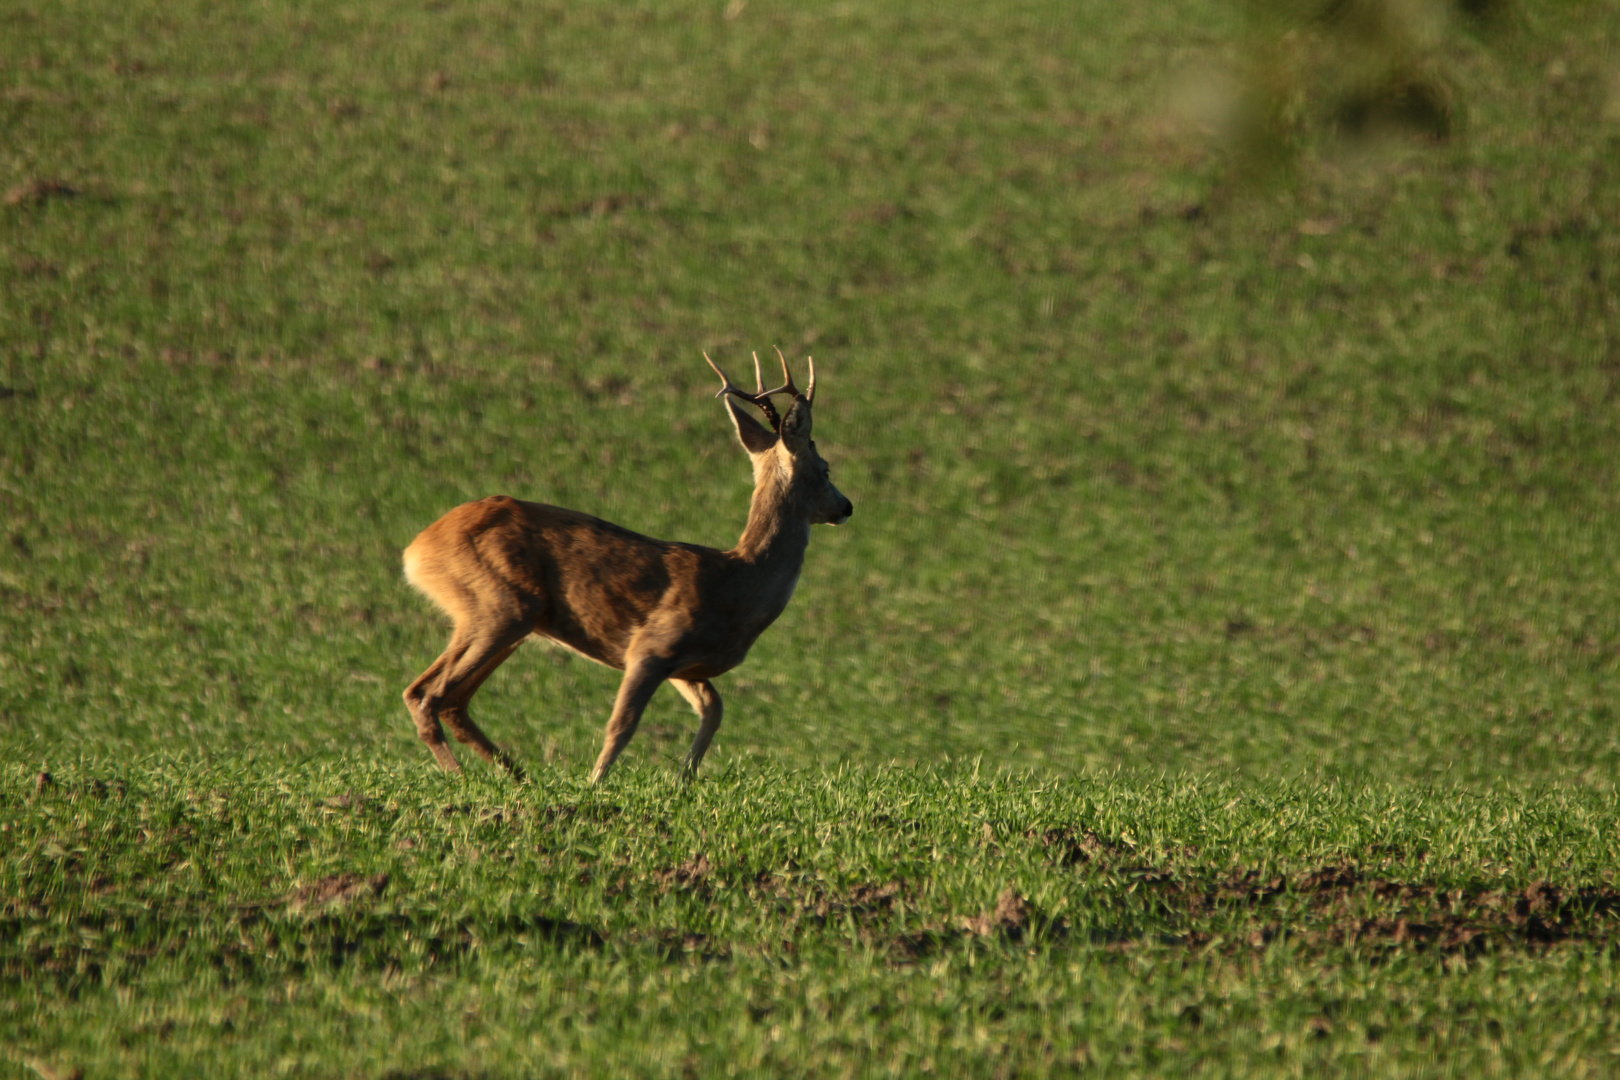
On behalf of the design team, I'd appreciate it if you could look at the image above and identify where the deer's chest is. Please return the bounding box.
[676,597,794,680]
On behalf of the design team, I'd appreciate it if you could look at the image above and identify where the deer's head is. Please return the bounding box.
[706,349,853,526]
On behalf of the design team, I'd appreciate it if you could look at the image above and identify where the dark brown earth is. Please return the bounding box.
[1029,826,1620,954]
[285,872,389,912]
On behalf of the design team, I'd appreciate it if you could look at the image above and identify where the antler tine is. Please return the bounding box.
[805,355,815,404]
[748,352,784,429]
[703,351,747,400]
[757,345,801,401]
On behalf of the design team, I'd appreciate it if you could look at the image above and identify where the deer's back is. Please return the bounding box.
[403,495,727,669]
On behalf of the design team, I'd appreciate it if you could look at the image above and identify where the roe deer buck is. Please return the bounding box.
[401,350,852,782]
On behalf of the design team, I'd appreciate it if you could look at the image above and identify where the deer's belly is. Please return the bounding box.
[674,637,760,681]
[532,631,620,669]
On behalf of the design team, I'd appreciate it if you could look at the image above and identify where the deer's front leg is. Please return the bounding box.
[670,678,722,781]
[590,655,674,783]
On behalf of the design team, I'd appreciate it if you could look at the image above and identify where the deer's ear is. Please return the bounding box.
[780,398,813,451]
[725,397,779,455]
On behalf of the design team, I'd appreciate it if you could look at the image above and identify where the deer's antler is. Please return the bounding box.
[757,347,816,405]
[705,351,783,431]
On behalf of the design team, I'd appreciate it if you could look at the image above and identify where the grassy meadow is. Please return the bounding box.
[4,0,1620,1074]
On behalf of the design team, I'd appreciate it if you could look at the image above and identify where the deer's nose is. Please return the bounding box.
[840,499,854,520]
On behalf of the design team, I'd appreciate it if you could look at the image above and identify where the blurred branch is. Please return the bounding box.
[1220,0,1520,175]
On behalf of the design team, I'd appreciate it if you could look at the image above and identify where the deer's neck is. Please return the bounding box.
[732,472,810,576]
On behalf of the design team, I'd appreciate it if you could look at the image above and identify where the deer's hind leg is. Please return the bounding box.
[405,617,532,775]
[670,678,722,780]
[439,633,530,777]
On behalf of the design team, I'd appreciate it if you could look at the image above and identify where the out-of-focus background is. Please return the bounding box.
[4,0,1618,785]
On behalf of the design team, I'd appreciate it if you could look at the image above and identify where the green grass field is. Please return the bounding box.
[5,0,1620,1074]
[9,761,1620,1076]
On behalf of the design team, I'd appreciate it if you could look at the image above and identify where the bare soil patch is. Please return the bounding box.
[1031,828,1620,955]
[286,872,388,913]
